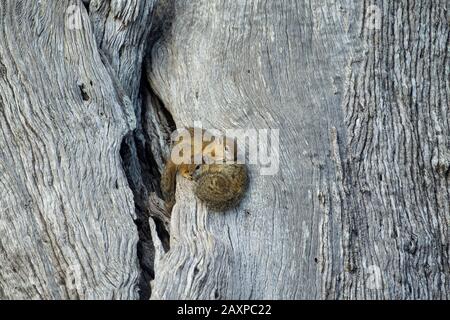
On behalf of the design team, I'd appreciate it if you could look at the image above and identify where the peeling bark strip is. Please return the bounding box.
[0,1,139,299]
[0,0,448,300]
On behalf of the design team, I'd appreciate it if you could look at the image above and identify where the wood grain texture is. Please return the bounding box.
[0,0,448,300]
[87,0,158,299]
[147,0,449,299]
[332,0,450,299]
[0,0,139,299]
[147,0,356,299]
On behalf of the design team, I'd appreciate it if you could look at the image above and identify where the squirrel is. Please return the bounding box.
[160,127,248,212]
[192,163,248,212]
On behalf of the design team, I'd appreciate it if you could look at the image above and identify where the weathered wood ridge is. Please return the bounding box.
[0,0,448,299]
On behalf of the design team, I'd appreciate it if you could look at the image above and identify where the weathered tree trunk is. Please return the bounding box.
[148,0,449,299]
[0,1,140,299]
[0,0,448,300]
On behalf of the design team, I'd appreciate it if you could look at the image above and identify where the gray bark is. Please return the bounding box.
[0,0,139,299]
[147,0,449,299]
[0,0,448,300]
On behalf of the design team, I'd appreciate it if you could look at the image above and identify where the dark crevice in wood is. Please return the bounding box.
[118,6,176,297]
[119,83,174,298]
[81,0,90,14]
[120,131,155,300]
[146,79,176,136]
[78,83,90,101]
[153,216,171,252]
[138,70,173,252]
[133,2,177,297]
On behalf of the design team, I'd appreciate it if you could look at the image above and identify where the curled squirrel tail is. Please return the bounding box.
[161,159,177,210]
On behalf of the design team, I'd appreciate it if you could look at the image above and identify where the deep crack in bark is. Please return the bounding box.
[119,60,175,300]
[116,0,176,299]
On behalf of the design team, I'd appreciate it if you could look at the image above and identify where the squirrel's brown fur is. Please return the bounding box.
[160,127,247,212]
[193,163,248,212]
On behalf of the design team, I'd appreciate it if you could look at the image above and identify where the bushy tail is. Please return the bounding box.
[160,159,177,211]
